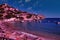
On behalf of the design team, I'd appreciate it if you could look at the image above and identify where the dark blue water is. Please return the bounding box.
[14,21,60,35]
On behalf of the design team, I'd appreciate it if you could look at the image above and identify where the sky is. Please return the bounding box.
[0,0,60,18]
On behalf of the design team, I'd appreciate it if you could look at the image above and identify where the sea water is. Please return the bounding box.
[14,21,60,36]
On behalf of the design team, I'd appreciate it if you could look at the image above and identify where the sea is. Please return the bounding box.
[13,18,60,36]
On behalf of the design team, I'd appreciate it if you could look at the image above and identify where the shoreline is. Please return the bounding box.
[16,27,60,40]
[0,21,60,40]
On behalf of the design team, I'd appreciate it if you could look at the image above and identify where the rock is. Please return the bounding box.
[0,3,45,22]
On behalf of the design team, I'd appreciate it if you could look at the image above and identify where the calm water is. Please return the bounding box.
[14,21,60,35]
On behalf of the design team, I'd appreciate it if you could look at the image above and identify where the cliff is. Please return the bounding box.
[0,3,45,22]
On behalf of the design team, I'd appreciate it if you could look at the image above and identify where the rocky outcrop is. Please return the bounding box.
[0,3,45,22]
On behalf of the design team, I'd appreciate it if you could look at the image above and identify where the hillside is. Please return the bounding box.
[0,3,44,22]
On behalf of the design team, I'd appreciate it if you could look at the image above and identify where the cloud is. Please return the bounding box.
[25,0,31,2]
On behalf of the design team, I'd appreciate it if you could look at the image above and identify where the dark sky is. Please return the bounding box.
[0,0,60,18]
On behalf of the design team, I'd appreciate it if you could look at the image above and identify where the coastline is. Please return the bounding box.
[18,29,60,40]
[0,21,60,40]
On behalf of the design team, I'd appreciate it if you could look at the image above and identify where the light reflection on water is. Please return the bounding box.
[14,21,60,35]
